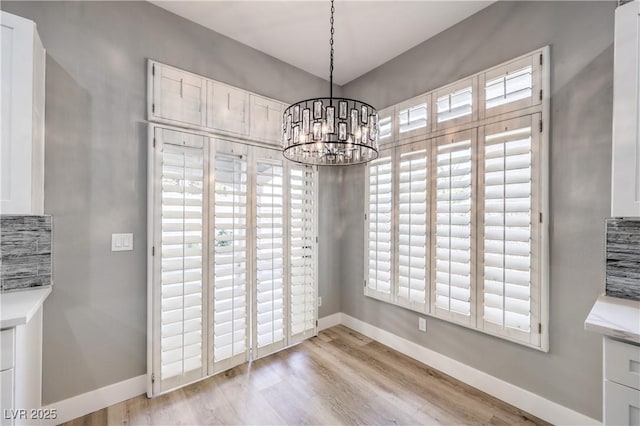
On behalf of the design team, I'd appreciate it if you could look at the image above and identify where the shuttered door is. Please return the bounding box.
[396,143,429,312]
[253,148,286,357]
[210,142,250,373]
[432,130,476,325]
[289,164,317,344]
[366,151,393,301]
[152,128,207,394]
[479,115,540,346]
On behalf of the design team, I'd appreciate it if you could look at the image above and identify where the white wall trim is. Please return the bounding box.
[41,374,146,425]
[318,312,343,331]
[338,314,600,426]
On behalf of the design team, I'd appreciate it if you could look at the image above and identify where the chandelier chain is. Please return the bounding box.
[329,0,334,99]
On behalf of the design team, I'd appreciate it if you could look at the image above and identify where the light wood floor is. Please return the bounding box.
[64,325,548,426]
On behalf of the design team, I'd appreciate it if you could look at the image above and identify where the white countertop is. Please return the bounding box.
[585,295,640,344]
[0,286,52,328]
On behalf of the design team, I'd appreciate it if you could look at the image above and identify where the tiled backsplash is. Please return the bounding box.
[0,215,52,292]
[606,218,640,301]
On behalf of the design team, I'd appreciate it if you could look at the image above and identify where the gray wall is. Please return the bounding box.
[341,1,614,420]
[0,0,340,404]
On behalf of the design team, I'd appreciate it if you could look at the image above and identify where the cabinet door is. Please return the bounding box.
[152,63,206,128]
[1,12,45,215]
[611,1,640,217]
[250,96,284,144]
[0,369,13,426]
[605,380,640,426]
[207,81,248,135]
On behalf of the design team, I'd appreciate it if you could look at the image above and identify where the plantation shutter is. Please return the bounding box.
[397,96,429,139]
[432,130,475,325]
[152,128,207,393]
[366,150,394,301]
[479,115,540,346]
[377,107,394,144]
[396,143,429,312]
[289,164,318,344]
[480,53,542,119]
[434,78,476,131]
[253,148,286,357]
[210,142,250,373]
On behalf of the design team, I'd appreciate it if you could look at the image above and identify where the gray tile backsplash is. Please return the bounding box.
[1,215,52,291]
[606,218,640,301]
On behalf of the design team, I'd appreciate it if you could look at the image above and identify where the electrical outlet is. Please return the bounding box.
[418,317,427,332]
[318,296,322,307]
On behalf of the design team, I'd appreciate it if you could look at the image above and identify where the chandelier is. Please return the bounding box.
[282,0,379,165]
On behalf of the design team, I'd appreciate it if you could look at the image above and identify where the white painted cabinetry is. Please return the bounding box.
[249,95,285,144]
[148,60,286,144]
[206,80,249,135]
[150,63,206,128]
[604,338,640,425]
[611,0,640,217]
[0,11,45,215]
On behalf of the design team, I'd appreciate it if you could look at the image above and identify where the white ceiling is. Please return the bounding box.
[151,1,493,85]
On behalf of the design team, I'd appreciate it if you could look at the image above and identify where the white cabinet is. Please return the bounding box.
[604,337,640,425]
[0,12,45,215]
[611,0,640,217]
[249,95,284,144]
[150,63,206,128]
[206,80,248,135]
[0,329,15,426]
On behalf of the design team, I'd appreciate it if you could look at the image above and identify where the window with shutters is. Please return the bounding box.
[289,165,317,343]
[254,153,285,357]
[432,131,475,325]
[212,147,249,372]
[152,128,207,393]
[366,152,393,301]
[397,95,429,140]
[396,144,429,312]
[364,47,549,351]
[479,116,541,347]
[377,107,394,144]
[149,126,319,396]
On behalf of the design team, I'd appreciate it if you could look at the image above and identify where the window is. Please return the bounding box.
[366,152,393,301]
[377,107,394,143]
[432,131,475,325]
[150,127,319,396]
[397,95,429,139]
[364,47,549,350]
[396,144,429,312]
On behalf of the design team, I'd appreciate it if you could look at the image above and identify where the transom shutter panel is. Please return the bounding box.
[155,129,207,393]
[480,53,541,118]
[378,107,394,143]
[290,165,317,343]
[479,116,540,345]
[254,155,286,357]
[396,146,429,311]
[432,131,475,325]
[366,152,393,301]
[397,96,429,139]
[211,149,249,372]
[153,64,206,127]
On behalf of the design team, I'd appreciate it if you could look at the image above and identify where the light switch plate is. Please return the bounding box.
[418,317,427,332]
[112,233,133,251]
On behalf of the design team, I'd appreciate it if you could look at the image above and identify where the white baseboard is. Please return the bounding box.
[318,312,343,331]
[41,374,146,425]
[339,314,600,426]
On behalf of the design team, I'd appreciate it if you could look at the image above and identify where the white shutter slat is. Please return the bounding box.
[481,120,535,336]
[255,159,285,353]
[433,135,474,323]
[290,165,316,339]
[158,143,205,383]
[396,148,428,308]
[367,155,393,299]
[213,153,249,364]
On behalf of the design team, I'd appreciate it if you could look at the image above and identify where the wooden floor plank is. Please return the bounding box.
[62,326,549,426]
